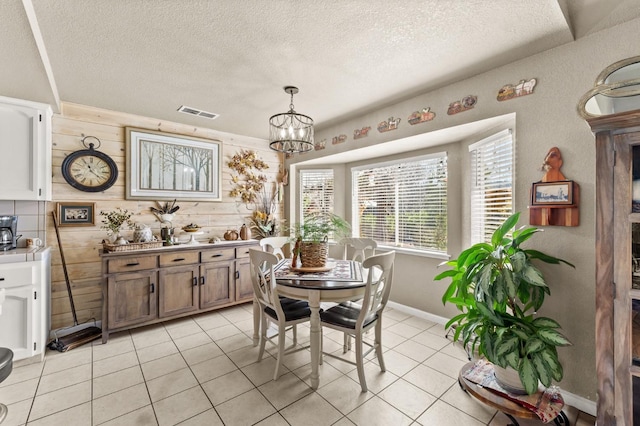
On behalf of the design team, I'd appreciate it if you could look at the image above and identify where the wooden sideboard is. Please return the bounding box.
[99,240,258,343]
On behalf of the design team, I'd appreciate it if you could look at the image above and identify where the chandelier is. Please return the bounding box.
[269,86,314,154]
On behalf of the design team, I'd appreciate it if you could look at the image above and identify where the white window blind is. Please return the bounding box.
[300,169,334,223]
[352,153,447,253]
[469,129,514,244]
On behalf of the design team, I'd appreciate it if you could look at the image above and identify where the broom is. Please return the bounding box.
[47,211,102,352]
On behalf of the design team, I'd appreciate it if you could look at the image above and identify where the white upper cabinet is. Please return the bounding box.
[0,96,52,200]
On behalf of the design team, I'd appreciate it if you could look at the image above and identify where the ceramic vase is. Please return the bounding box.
[240,224,251,240]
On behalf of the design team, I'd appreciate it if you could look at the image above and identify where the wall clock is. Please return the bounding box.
[61,136,118,192]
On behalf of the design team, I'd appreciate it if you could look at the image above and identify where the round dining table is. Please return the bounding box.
[252,259,367,389]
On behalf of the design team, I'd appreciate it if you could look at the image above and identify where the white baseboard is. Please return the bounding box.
[386,301,597,417]
[562,391,596,417]
[386,301,449,325]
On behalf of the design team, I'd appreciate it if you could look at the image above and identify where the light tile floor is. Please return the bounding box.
[0,303,596,426]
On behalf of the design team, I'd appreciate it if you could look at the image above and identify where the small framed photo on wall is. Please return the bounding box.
[57,202,95,226]
[531,181,574,206]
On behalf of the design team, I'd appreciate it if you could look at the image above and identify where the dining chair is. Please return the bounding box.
[319,250,395,392]
[339,237,378,351]
[249,249,311,380]
[340,237,377,263]
[259,236,291,260]
[255,236,296,346]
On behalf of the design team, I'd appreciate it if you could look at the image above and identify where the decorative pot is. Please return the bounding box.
[133,224,153,243]
[224,229,239,241]
[239,224,251,240]
[493,365,528,395]
[299,241,329,267]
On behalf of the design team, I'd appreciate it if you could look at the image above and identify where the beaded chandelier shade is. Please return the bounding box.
[268,86,314,154]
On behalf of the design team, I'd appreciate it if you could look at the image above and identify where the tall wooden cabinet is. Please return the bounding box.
[588,110,640,425]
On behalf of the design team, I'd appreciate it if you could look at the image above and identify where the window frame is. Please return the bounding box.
[469,129,514,244]
[299,168,335,225]
[351,151,449,258]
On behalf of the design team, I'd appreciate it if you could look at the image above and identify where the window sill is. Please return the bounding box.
[376,245,451,260]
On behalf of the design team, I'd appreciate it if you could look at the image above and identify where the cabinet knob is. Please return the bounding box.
[126,262,140,267]
[210,254,222,258]
[193,277,198,286]
[150,283,155,293]
[173,258,186,262]
[235,271,240,279]
[200,276,205,285]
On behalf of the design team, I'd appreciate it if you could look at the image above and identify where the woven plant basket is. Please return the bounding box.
[299,241,329,267]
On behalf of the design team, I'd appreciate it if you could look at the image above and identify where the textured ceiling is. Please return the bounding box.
[1,0,638,139]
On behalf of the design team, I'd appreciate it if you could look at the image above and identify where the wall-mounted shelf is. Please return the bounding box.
[529,181,580,227]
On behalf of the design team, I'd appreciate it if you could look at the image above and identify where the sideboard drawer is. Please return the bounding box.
[159,251,199,267]
[200,248,235,263]
[235,246,253,259]
[108,255,158,273]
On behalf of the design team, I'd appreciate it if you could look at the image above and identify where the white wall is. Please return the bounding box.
[285,17,640,401]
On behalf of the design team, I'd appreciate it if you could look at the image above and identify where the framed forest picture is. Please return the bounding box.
[125,127,222,201]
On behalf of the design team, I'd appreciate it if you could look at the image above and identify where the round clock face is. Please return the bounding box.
[61,149,118,192]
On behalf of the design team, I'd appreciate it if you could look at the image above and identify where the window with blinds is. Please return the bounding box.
[469,129,514,244]
[300,169,334,223]
[352,153,447,253]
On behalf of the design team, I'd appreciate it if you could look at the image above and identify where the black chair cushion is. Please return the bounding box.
[279,297,303,306]
[320,301,378,329]
[0,348,13,384]
[265,299,312,322]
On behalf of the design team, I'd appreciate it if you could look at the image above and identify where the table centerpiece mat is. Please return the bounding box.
[274,259,363,282]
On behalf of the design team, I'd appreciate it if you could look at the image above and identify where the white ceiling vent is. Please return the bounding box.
[177,105,219,120]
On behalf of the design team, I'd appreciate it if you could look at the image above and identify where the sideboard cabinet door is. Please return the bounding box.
[159,265,199,318]
[200,260,234,309]
[107,270,158,329]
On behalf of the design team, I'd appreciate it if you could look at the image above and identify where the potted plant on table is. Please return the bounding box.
[434,212,573,395]
[100,208,134,245]
[291,213,351,268]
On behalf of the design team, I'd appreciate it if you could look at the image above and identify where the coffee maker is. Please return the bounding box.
[0,216,18,251]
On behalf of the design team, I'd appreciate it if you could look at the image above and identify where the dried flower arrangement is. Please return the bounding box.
[228,150,269,203]
[149,199,180,223]
[249,188,283,238]
[149,199,180,216]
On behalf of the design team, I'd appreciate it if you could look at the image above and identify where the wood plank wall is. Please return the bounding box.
[48,102,282,330]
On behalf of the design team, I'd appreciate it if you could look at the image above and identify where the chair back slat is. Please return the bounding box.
[259,237,291,260]
[358,251,395,326]
[249,249,283,314]
[340,238,377,263]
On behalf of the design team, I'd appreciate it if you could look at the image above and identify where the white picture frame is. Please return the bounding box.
[126,127,222,201]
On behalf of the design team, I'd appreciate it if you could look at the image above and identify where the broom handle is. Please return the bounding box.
[52,211,79,326]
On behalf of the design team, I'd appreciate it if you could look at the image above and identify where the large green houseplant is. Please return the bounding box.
[435,212,573,394]
[291,213,351,267]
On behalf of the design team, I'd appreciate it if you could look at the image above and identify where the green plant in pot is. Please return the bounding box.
[291,213,351,267]
[434,212,573,395]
